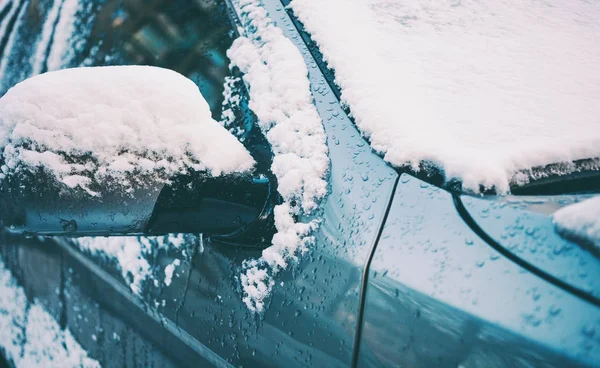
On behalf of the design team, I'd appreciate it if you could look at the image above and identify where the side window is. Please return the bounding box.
[0,0,233,119]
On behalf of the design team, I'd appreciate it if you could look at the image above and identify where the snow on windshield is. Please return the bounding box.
[0,66,255,195]
[553,196,600,251]
[0,258,100,367]
[290,0,600,193]
[228,0,329,313]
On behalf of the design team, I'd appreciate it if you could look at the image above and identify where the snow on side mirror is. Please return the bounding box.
[0,66,275,244]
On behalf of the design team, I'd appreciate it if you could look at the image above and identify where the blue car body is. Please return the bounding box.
[0,0,598,367]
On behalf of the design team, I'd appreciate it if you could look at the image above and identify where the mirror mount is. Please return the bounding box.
[146,172,278,247]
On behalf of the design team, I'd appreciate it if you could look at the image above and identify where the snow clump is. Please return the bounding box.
[228,0,329,313]
[0,65,255,195]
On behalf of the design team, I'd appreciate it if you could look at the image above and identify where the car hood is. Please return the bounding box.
[460,194,600,304]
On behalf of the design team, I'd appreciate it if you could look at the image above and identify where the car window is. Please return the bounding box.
[0,0,233,119]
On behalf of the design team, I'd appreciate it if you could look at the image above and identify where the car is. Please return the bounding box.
[0,0,598,367]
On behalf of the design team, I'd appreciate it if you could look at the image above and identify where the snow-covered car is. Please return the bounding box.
[0,0,599,367]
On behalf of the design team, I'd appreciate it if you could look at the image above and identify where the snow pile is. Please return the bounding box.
[76,234,188,294]
[228,0,329,312]
[220,76,243,134]
[0,66,255,194]
[553,196,600,251]
[0,258,100,367]
[290,0,600,193]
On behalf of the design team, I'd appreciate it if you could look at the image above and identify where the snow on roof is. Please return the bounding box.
[553,196,600,251]
[0,258,100,367]
[290,0,600,193]
[0,66,255,195]
[228,0,329,313]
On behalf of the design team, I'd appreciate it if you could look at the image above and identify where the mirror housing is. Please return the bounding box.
[0,66,276,246]
[0,170,277,246]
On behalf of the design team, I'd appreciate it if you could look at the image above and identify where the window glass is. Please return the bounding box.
[0,0,234,118]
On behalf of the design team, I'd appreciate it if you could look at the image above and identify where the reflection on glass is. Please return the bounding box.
[0,0,234,118]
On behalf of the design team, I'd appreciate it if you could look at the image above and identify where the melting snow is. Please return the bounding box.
[0,258,100,367]
[164,259,181,287]
[76,234,189,294]
[228,0,329,313]
[553,196,600,251]
[290,0,600,193]
[0,66,255,194]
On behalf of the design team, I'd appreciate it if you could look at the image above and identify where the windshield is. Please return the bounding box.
[288,0,600,194]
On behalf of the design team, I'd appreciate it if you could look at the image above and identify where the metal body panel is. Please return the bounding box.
[461,195,600,301]
[0,235,187,368]
[360,174,600,367]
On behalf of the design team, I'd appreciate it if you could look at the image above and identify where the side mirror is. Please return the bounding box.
[0,170,277,241]
[0,66,276,246]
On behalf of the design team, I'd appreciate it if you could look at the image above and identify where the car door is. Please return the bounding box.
[357,174,600,368]
[0,0,398,366]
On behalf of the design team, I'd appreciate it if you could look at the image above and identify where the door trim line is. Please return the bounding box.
[351,175,400,368]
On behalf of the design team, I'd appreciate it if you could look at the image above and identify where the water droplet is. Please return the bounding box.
[59,219,78,232]
[548,305,562,317]
[582,324,596,337]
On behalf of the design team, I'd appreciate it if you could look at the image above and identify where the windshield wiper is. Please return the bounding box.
[510,157,600,195]
[511,169,600,195]
[395,158,600,197]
